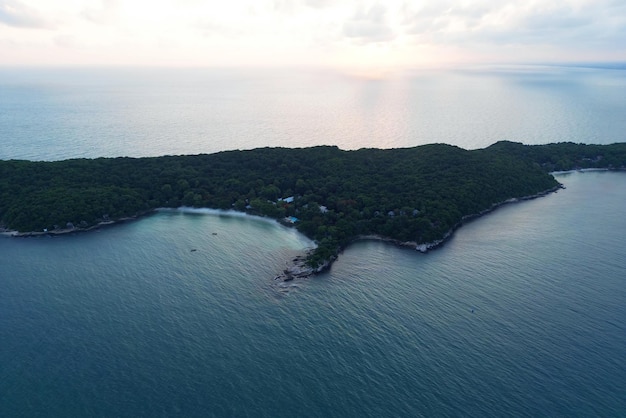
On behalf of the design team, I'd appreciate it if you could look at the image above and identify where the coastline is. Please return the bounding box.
[4,206,289,238]
[0,183,563,281]
[348,184,565,259]
[275,183,564,281]
[4,213,151,238]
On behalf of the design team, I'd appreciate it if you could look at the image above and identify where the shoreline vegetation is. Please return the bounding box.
[277,183,564,279]
[2,141,626,278]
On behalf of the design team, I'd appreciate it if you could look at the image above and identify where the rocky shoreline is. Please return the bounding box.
[280,183,564,281]
[373,183,564,254]
[412,183,565,252]
[4,185,563,283]
[273,249,333,282]
[3,213,151,238]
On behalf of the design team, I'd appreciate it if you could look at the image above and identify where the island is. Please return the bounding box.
[2,141,625,276]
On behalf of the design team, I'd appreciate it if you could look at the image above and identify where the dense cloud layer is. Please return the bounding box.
[0,0,624,68]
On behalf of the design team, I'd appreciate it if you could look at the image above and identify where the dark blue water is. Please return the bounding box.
[1,67,625,416]
[1,171,625,417]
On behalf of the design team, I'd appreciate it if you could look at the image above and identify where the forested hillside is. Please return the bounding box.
[2,141,625,267]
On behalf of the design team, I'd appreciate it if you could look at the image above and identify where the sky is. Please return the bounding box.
[1,0,625,72]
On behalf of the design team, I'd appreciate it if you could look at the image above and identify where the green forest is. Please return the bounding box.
[2,141,625,268]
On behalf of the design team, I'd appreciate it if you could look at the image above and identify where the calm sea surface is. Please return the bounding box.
[1,67,625,417]
[1,66,626,160]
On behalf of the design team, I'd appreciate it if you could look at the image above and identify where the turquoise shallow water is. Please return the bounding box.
[1,171,625,417]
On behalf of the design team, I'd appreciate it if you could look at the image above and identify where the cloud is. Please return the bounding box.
[305,0,337,9]
[403,1,506,38]
[400,0,626,53]
[81,0,119,25]
[0,0,623,68]
[343,3,395,44]
[0,0,51,28]
[195,19,245,39]
[272,0,297,14]
[523,8,589,31]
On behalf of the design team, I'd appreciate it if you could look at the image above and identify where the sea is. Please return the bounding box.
[0,66,625,417]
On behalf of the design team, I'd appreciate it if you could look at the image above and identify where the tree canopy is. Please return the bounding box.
[2,141,625,267]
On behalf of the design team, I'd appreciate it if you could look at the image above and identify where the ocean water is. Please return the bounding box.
[1,66,626,416]
[1,66,626,161]
[1,171,625,417]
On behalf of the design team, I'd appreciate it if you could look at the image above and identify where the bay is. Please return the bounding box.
[1,171,625,417]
